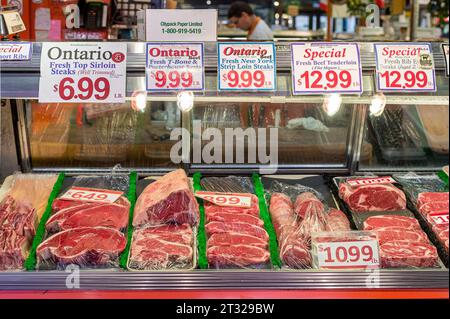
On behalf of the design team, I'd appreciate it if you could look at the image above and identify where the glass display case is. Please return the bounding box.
[0,42,448,293]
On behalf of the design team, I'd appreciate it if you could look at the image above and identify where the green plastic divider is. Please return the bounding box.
[252,173,282,269]
[25,173,66,271]
[437,171,449,189]
[193,172,208,269]
[119,171,138,269]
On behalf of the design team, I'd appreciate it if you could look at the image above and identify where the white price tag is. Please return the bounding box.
[443,165,449,177]
[291,43,363,95]
[429,212,449,226]
[60,187,124,204]
[195,191,252,208]
[146,43,204,92]
[443,44,449,77]
[218,43,277,91]
[2,11,26,34]
[347,176,396,187]
[38,42,127,103]
[146,9,217,42]
[374,43,436,92]
[0,42,32,61]
[315,240,380,270]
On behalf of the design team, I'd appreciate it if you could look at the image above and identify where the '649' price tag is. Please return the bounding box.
[59,187,124,204]
[146,43,204,91]
[315,240,380,270]
[195,191,252,208]
[39,42,127,103]
[291,43,363,95]
[218,43,276,91]
[374,43,436,92]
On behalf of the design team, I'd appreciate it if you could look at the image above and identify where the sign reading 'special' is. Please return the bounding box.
[38,43,127,103]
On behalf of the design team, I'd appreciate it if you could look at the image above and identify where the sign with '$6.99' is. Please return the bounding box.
[39,42,127,103]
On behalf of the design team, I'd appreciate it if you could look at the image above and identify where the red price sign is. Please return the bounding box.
[218,43,276,91]
[315,240,380,270]
[54,77,111,101]
[291,43,362,95]
[59,187,123,204]
[428,212,450,226]
[375,43,436,92]
[347,176,396,187]
[146,43,204,91]
[195,191,252,208]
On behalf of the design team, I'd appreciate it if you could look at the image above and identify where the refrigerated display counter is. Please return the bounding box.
[0,42,448,298]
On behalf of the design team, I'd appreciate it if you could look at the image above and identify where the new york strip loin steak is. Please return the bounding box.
[205,194,270,268]
[133,170,199,227]
[363,215,439,268]
[129,224,194,270]
[339,180,407,213]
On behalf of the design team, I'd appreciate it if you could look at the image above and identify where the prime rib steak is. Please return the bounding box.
[207,245,270,268]
[46,202,129,233]
[374,227,429,245]
[339,181,406,212]
[207,232,268,249]
[417,192,449,209]
[37,227,126,268]
[380,241,439,268]
[364,215,421,231]
[133,169,199,227]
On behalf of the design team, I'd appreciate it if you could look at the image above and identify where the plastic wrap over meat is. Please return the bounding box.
[268,181,351,269]
[337,177,407,213]
[201,178,270,269]
[133,170,199,227]
[362,214,439,268]
[37,174,130,270]
[128,224,195,271]
[0,174,58,271]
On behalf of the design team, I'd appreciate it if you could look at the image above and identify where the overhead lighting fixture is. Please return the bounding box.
[274,1,280,7]
[131,91,147,112]
[177,91,195,112]
[322,93,342,117]
[370,93,387,117]
[206,0,212,5]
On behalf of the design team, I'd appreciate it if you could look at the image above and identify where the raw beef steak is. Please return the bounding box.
[339,182,406,212]
[364,215,421,231]
[417,192,449,209]
[206,211,264,227]
[205,221,269,242]
[52,196,130,213]
[207,233,268,249]
[380,241,439,268]
[133,170,199,227]
[207,245,270,267]
[37,227,127,268]
[375,227,429,245]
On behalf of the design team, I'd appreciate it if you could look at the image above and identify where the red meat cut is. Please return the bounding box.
[0,229,29,271]
[417,192,449,208]
[129,224,194,270]
[419,202,449,216]
[375,227,429,245]
[269,193,298,239]
[339,182,406,213]
[279,234,311,268]
[52,196,130,213]
[326,209,351,232]
[206,211,264,227]
[36,227,127,268]
[207,245,270,268]
[207,232,268,249]
[380,241,439,268]
[205,221,269,242]
[133,170,199,227]
[364,215,421,231]
[45,203,129,233]
[294,192,325,220]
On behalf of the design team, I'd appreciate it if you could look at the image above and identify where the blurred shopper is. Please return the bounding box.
[228,1,273,41]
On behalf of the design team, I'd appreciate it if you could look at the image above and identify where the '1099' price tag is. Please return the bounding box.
[146,43,205,91]
[195,191,252,208]
[374,43,436,92]
[60,187,124,204]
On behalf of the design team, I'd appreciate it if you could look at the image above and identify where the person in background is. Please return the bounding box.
[228,1,273,41]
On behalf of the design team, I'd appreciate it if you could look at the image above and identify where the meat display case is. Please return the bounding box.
[0,42,448,298]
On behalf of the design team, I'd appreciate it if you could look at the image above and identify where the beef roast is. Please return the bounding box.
[37,227,127,268]
[294,192,325,220]
[133,170,199,227]
[326,209,351,232]
[339,182,406,212]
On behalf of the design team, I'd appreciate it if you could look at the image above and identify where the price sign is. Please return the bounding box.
[374,43,436,92]
[38,42,127,103]
[291,43,363,95]
[146,43,204,92]
[218,43,276,91]
[195,191,252,208]
[428,212,449,226]
[443,44,449,77]
[59,187,124,204]
[347,176,396,187]
[0,42,32,61]
[315,240,380,270]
